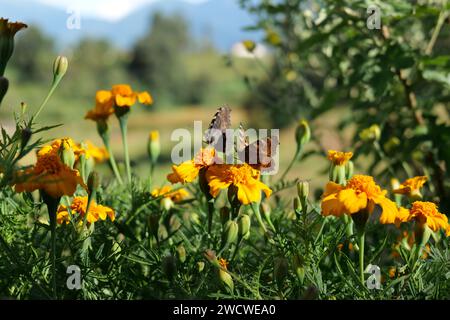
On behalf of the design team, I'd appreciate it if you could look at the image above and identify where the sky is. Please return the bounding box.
[36,0,210,21]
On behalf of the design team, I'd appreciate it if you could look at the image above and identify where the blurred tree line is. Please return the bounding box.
[239,0,450,211]
[9,12,213,108]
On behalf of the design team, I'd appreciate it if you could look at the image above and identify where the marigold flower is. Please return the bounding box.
[206,163,272,205]
[327,150,353,166]
[111,84,152,108]
[14,152,85,198]
[409,201,448,233]
[0,18,27,36]
[394,206,411,227]
[321,174,398,224]
[38,138,83,159]
[56,196,115,225]
[167,148,216,184]
[80,140,109,163]
[85,90,115,122]
[151,185,189,203]
[393,176,427,199]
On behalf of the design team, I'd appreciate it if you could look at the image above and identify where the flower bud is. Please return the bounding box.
[220,206,231,225]
[297,180,309,210]
[293,254,305,284]
[293,197,302,214]
[345,160,354,180]
[53,55,68,80]
[329,164,346,185]
[359,124,381,142]
[218,258,233,292]
[274,257,289,288]
[0,76,8,105]
[295,120,311,151]
[222,220,239,246]
[242,40,256,53]
[238,214,251,240]
[20,127,32,150]
[59,141,75,169]
[176,245,186,263]
[197,261,205,272]
[161,197,174,211]
[147,130,160,166]
[87,171,99,196]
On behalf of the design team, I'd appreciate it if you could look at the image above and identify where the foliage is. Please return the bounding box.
[239,0,450,211]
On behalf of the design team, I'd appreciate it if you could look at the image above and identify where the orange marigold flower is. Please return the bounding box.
[85,90,115,122]
[111,84,152,108]
[393,176,427,199]
[57,196,115,225]
[327,150,353,166]
[14,152,85,198]
[167,148,216,184]
[37,138,83,159]
[321,174,398,224]
[151,185,189,203]
[409,201,448,233]
[206,163,271,205]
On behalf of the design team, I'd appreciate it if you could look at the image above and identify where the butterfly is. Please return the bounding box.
[237,122,279,172]
[204,105,231,152]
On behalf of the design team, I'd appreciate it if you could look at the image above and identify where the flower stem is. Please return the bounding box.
[34,76,63,122]
[101,133,123,185]
[280,146,301,181]
[118,115,132,184]
[358,231,365,285]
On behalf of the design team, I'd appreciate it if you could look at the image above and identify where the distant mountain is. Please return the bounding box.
[0,0,262,51]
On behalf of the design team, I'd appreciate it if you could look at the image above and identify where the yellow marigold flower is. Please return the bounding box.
[206,163,272,205]
[111,84,152,107]
[321,174,398,224]
[151,185,189,203]
[85,90,115,122]
[167,148,216,184]
[388,267,396,279]
[327,150,353,166]
[393,176,427,199]
[56,196,115,225]
[394,206,411,227]
[409,201,448,233]
[38,138,83,158]
[14,153,85,198]
[80,140,109,163]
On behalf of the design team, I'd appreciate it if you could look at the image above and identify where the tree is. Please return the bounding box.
[128,12,191,105]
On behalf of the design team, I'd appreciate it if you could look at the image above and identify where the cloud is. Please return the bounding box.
[36,0,209,21]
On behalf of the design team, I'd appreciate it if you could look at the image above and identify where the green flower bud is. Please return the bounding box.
[293,197,302,215]
[0,76,8,105]
[345,160,354,180]
[197,261,205,272]
[359,124,381,142]
[147,130,160,166]
[329,164,346,184]
[238,214,251,240]
[87,171,99,196]
[219,268,234,293]
[293,254,305,284]
[161,197,174,211]
[242,40,256,53]
[222,220,239,246]
[297,180,309,211]
[59,141,75,169]
[176,245,186,263]
[295,120,311,150]
[20,127,32,150]
[53,55,68,80]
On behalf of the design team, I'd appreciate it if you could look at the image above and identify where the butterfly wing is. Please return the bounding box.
[204,105,231,145]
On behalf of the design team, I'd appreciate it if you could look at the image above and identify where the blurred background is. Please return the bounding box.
[1,0,449,206]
